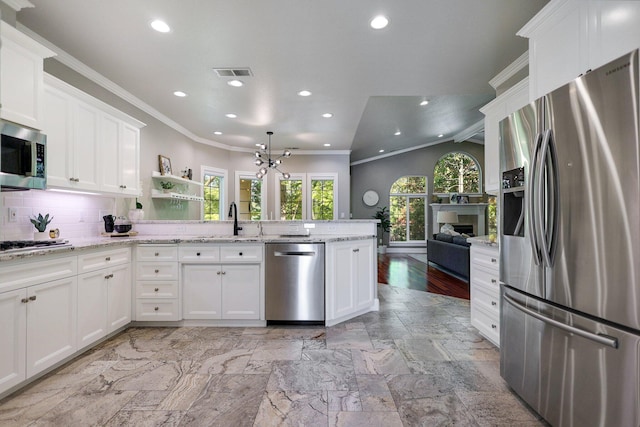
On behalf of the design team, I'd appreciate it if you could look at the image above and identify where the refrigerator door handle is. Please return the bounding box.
[503,294,619,348]
[537,129,559,267]
[528,132,544,265]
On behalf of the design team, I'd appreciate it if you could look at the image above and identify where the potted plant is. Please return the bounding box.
[160,181,175,193]
[372,206,391,253]
[30,213,53,240]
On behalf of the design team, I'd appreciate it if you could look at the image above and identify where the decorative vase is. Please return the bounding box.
[33,231,48,241]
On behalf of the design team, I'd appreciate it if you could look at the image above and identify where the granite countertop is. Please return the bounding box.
[0,234,375,263]
[466,235,499,248]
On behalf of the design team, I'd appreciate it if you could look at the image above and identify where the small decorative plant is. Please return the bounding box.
[372,206,391,247]
[160,181,175,190]
[30,213,53,232]
[135,198,143,209]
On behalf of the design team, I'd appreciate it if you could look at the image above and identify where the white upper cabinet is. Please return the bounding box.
[521,0,640,99]
[43,73,145,195]
[0,22,55,129]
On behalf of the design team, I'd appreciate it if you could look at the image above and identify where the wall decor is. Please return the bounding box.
[450,193,459,204]
[158,155,172,176]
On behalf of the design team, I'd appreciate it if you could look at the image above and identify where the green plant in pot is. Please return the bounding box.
[372,206,391,252]
[160,181,175,192]
[31,213,53,240]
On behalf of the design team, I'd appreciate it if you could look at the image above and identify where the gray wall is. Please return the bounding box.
[350,140,485,230]
[43,60,350,220]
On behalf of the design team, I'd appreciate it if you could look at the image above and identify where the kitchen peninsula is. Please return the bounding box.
[0,220,378,398]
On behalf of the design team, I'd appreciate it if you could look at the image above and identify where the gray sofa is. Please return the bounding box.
[427,233,472,280]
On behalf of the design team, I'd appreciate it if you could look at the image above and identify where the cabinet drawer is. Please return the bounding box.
[136,245,178,262]
[470,266,499,291]
[77,247,130,273]
[472,285,500,318]
[179,246,220,263]
[136,299,180,321]
[136,281,178,298]
[136,262,178,280]
[0,255,77,292]
[470,246,499,272]
[471,306,500,347]
[220,245,263,262]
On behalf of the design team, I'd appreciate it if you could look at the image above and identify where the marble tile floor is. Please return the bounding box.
[0,285,547,426]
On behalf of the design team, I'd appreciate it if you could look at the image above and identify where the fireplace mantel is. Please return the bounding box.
[430,203,488,236]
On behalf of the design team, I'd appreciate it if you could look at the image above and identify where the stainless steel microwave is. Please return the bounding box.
[0,120,47,191]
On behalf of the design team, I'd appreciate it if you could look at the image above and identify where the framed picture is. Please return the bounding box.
[458,195,469,204]
[158,155,172,176]
[450,193,458,204]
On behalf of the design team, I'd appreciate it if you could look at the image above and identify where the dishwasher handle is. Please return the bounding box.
[274,251,316,257]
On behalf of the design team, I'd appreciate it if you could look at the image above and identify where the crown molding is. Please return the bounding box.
[1,0,34,12]
[517,0,576,38]
[488,51,528,90]
[453,119,484,143]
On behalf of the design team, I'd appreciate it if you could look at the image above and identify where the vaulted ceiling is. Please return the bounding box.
[16,0,548,162]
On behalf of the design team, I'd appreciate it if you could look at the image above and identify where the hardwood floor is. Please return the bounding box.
[378,253,470,300]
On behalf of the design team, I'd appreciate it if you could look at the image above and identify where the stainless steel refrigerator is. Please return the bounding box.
[499,50,640,426]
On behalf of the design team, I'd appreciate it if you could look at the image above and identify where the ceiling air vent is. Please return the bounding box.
[213,67,253,77]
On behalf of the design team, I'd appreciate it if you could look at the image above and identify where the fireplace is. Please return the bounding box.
[430,203,488,236]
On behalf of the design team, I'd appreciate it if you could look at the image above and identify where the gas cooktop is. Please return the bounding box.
[0,239,73,254]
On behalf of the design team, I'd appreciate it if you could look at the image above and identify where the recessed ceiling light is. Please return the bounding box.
[420,100,429,106]
[394,131,402,136]
[370,15,389,30]
[379,149,385,153]
[151,20,171,33]
[438,133,444,138]
[322,113,333,118]
[227,80,244,87]
[324,143,331,147]
[225,113,237,119]
[297,90,312,97]
[173,91,187,97]
[213,131,222,135]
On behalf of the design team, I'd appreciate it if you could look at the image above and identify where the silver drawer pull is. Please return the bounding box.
[217,271,221,275]
[154,307,159,311]
[491,301,497,306]
[29,295,36,301]
[491,324,497,329]
[491,258,497,263]
[105,257,111,261]
[154,288,159,292]
[154,269,159,273]
[155,252,159,256]
[491,279,497,284]
[239,252,243,256]
[21,298,29,303]
[196,252,201,256]
[221,271,226,275]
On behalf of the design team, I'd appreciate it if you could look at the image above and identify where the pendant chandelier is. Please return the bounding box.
[254,131,291,179]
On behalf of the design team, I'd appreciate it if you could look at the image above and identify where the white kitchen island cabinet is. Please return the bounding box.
[180,244,263,324]
[469,241,500,347]
[325,238,377,327]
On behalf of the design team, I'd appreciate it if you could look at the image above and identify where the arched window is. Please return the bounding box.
[389,176,427,244]
[433,152,481,195]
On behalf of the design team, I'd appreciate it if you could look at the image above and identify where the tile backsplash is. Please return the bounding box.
[1,190,117,240]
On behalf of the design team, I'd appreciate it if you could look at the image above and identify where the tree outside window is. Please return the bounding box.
[433,152,480,194]
[389,176,427,243]
[279,178,303,220]
[239,177,262,220]
[203,173,223,220]
[311,179,334,220]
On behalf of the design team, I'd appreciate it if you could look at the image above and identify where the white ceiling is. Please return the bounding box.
[16,0,548,162]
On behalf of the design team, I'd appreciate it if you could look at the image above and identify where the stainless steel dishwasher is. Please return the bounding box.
[265,243,325,324]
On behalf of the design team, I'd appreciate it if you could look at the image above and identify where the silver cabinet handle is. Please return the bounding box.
[491,324,497,329]
[221,271,226,275]
[154,307,159,311]
[491,258,497,263]
[217,271,221,275]
[504,294,618,348]
[491,279,497,284]
[491,301,497,306]
[29,295,36,301]
[154,288,159,292]
[154,269,159,273]
[155,252,159,256]
[21,298,29,303]
[274,251,315,256]
[105,256,111,261]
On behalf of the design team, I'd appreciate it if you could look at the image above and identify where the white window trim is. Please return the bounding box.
[389,176,428,246]
[307,173,338,220]
[235,171,267,220]
[275,173,307,220]
[201,165,228,221]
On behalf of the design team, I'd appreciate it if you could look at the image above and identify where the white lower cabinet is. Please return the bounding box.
[469,244,500,347]
[0,289,27,394]
[181,244,262,321]
[326,238,376,325]
[26,277,78,377]
[0,255,79,395]
[77,248,132,349]
[135,245,179,321]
